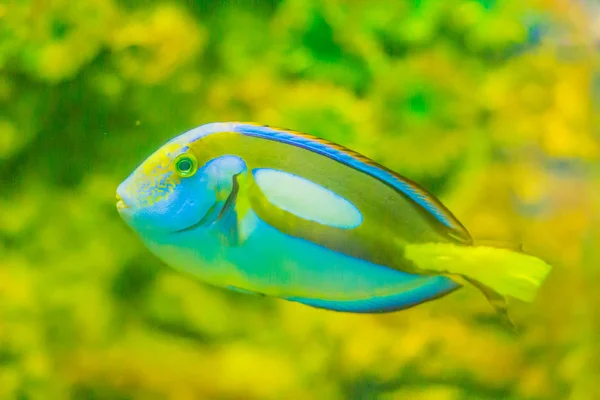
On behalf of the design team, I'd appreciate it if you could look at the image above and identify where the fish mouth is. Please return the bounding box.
[116,193,129,210]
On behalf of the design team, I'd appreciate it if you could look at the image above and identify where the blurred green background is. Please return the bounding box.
[1,0,599,399]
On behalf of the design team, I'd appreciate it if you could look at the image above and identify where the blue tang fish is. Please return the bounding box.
[116,122,552,324]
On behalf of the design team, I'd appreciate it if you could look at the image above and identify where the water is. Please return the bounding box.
[0,1,598,399]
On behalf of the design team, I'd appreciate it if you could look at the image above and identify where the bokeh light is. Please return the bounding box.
[1,1,599,399]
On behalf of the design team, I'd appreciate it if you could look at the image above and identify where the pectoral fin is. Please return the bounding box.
[211,173,242,246]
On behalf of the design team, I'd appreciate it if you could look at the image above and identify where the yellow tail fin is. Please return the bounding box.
[403,242,552,326]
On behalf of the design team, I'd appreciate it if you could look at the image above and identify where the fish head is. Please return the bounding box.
[116,139,219,234]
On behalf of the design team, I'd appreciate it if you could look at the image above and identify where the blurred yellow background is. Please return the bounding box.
[1,0,599,399]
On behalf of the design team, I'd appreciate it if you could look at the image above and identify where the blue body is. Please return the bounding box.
[118,122,464,313]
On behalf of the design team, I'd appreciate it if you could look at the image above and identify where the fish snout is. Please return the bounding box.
[116,181,135,215]
[116,192,128,210]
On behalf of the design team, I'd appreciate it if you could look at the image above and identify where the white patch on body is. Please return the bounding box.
[253,168,363,229]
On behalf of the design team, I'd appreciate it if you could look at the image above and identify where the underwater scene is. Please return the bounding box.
[1,1,599,399]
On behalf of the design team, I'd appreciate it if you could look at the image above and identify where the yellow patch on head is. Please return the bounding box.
[141,142,182,175]
[133,142,186,207]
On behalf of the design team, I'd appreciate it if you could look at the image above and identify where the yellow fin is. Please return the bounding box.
[473,239,523,252]
[404,243,552,303]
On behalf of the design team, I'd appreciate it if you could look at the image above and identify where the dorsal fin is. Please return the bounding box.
[231,123,472,244]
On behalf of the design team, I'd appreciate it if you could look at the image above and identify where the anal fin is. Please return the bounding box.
[461,275,517,332]
[286,276,458,313]
[227,285,265,296]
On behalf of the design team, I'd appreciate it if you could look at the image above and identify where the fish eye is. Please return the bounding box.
[174,153,198,177]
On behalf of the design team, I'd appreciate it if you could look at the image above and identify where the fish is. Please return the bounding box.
[116,122,552,327]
